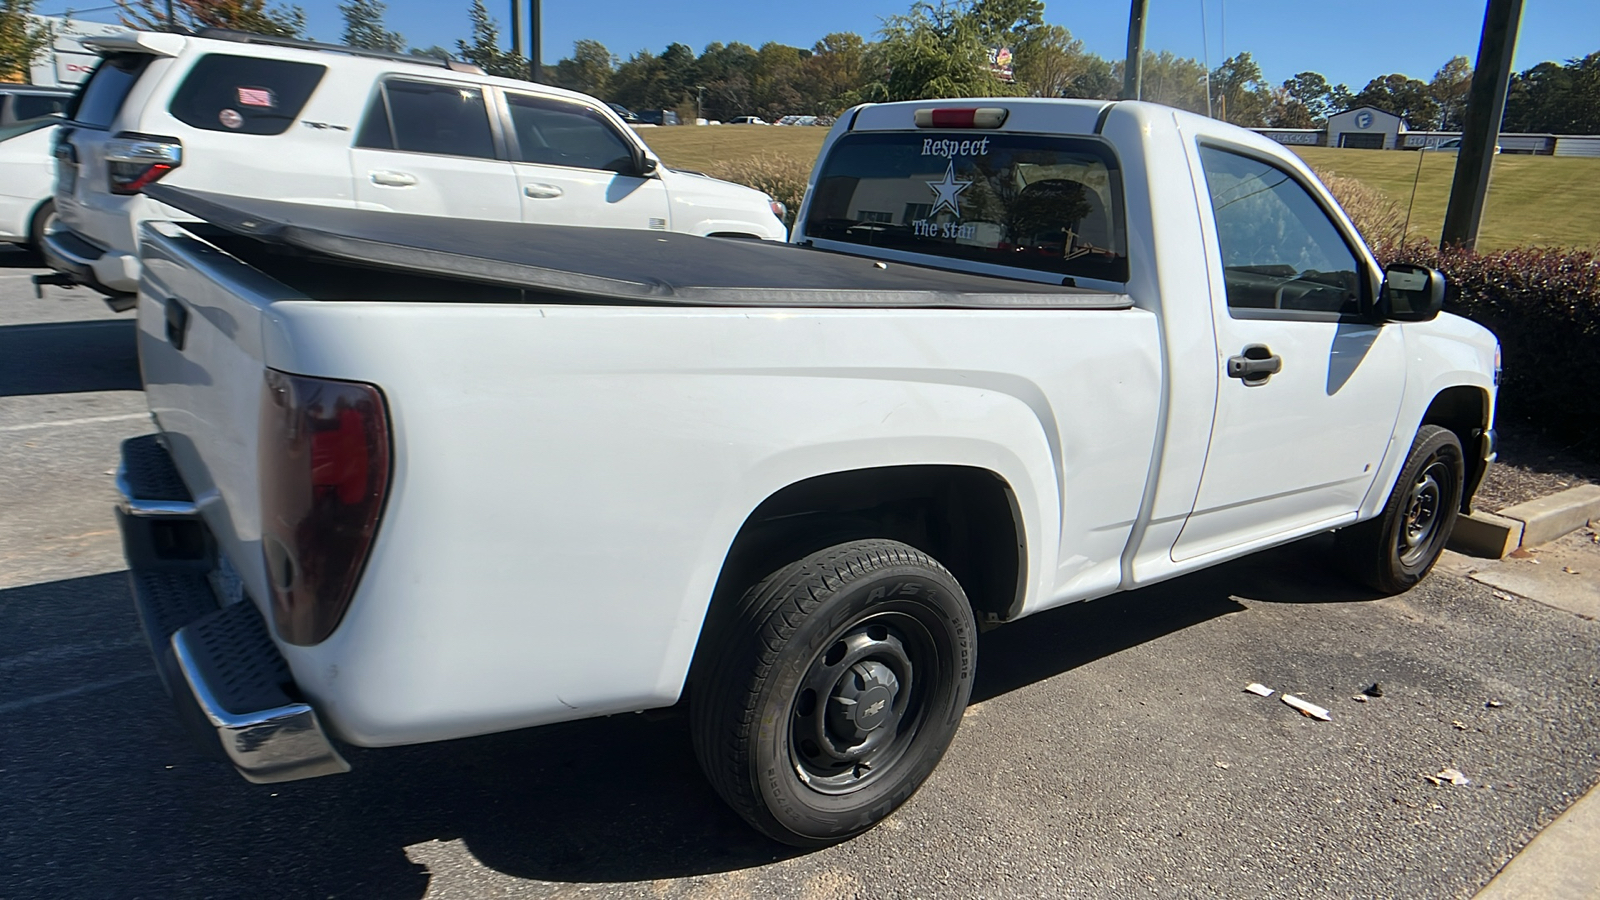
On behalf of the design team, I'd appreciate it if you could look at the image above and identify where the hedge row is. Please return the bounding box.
[1390,241,1600,444]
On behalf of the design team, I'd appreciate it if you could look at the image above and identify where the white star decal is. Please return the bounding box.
[926,161,972,217]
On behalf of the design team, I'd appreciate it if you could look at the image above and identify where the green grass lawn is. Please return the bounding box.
[639,125,1600,252]
[1292,147,1600,251]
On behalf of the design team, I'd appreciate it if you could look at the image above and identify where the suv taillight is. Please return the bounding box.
[105,133,182,195]
[260,369,391,646]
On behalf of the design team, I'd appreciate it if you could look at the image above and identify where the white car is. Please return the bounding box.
[727,115,767,125]
[0,116,60,254]
[45,29,787,297]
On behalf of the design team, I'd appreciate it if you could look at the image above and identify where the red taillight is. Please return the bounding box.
[260,369,391,646]
[105,133,182,195]
[913,107,1009,129]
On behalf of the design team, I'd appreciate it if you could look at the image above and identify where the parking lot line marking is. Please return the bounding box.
[0,413,148,433]
[0,671,151,717]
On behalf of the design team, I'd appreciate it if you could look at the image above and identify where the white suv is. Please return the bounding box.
[46,29,788,297]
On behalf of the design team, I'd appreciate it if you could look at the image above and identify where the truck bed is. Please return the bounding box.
[142,185,1132,310]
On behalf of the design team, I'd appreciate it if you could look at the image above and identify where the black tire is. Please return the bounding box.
[1337,424,1464,594]
[691,539,976,847]
[27,199,56,256]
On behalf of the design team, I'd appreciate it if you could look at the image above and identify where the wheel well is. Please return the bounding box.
[693,466,1026,679]
[1420,386,1489,511]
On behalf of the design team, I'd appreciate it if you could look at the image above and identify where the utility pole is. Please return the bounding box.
[510,1,521,59]
[527,0,541,83]
[1122,0,1148,100]
[1441,0,1523,249]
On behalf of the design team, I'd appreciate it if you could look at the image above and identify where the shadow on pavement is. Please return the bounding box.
[0,318,140,396]
[0,245,43,268]
[0,538,1377,897]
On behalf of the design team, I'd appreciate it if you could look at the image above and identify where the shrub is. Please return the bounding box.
[1396,242,1600,443]
[702,152,811,228]
[1316,168,1600,444]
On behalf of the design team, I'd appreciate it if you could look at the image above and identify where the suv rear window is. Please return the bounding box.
[12,93,68,121]
[169,54,326,135]
[356,80,496,160]
[70,53,153,129]
[804,131,1129,283]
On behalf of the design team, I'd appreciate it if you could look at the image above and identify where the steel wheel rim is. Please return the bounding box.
[1399,460,1449,565]
[786,606,942,796]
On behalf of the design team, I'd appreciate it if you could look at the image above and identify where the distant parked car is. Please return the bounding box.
[0,116,60,254]
[727,115,767,125]
[0,85,73,126]
[636,109,680,126]
[606,102,639,123]
[1429,138,1500,154]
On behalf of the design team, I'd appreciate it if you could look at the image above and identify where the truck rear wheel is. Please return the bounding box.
[1338,425,1463,594]
[691,539,975,846]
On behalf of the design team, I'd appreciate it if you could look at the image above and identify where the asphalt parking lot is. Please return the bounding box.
[3,244,1599,900]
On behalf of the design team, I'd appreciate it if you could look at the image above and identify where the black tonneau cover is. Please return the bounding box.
[144,185,1132,310]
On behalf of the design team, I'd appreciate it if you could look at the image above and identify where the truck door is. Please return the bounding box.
[1171,142,1405,561]
[498,90,670,231]
[349,79,520,222]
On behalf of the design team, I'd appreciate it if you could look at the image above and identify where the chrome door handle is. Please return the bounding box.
[369,170,417,186]
[523,183,564,199]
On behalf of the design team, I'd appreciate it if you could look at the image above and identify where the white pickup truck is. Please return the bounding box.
[116,99,1498,847]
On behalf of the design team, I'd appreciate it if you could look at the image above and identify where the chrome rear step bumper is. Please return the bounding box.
[117,434,350,784]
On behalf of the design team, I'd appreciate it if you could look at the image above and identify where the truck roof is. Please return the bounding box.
[144,186,1133,310]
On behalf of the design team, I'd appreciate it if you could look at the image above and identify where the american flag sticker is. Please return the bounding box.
[237,87,275,108]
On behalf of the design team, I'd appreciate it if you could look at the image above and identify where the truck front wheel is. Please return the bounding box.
[1338,425,1464,594]
[691,539,976,846]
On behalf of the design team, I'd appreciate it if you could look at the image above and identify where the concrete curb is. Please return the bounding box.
[1473,779,1600,899]
[1449,485,1600,560]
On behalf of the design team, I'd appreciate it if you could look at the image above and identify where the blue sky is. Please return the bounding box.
[40,0,1600,90]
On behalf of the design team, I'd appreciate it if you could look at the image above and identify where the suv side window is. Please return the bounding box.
[503,93,634,172]
[357,80,496,160]
[169,54,327,136]
[1198,145,1363,317]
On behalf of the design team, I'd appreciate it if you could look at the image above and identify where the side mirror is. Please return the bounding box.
[635,154,659,177]
[1378,263,1446,322]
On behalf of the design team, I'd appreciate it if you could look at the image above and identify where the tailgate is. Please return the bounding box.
[137,220,307,612]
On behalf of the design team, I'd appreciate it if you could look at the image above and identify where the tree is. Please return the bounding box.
[795,32,868,115]
[409,45,451,61]
[1265,87,1316,128]
[120,0,306,37]
[1428,56,1472,130]
[552,39,614,98]
[1503,52,1600,133]
[1351,73,1439,127]
[0,0,51,83]
[340,0,403,53]
[1282,71,1336,121]
[454,0,526,80]
[1135,50,1208,113]
[1011,24,1098,99]
[1210,52,1271,125]
[862,0,1022,102]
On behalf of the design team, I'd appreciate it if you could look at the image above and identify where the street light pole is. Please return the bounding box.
[1440,0,1523,249]
[527,0,541,83]
[510,1,521,59]
[1122,0,1149,100]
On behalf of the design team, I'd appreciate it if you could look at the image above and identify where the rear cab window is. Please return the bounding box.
[69,53,154,128]
[169,54,327,135]
[803,131,1129,284]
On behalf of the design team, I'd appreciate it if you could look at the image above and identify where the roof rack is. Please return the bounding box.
[193,28,483,74]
